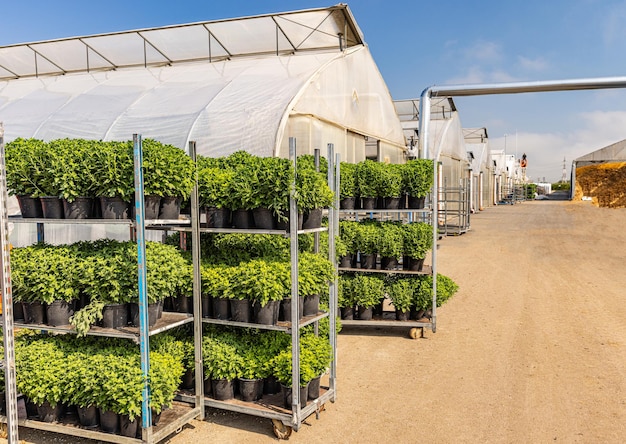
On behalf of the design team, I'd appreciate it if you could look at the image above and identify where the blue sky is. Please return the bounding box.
[3,0,626,181]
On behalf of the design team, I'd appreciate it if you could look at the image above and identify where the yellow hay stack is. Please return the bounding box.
[575,162,626,208]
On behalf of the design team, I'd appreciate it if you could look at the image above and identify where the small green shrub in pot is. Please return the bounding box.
[401,159,434,198]
[354,221,380,255]
[412,273,459,310]
[378,222,404,259]
[350,274,385,308]
[377,163,403,198]
[142,139,195,200]
[387,278,414,313]
[92,141,135,202]
[255,156,294,216]
[339,162,357,199]
[402,222,434,259]
[300,334,333,378]
[227,153,261,210]
[4,138,48,197]
[271,347,317,388]
[202,338,244,381]
[338,275,356,309]
[197,163,234,209]
[339,221,360,255]
[355,159,382,198]
[295,168,334,213]
[48,139,98,202]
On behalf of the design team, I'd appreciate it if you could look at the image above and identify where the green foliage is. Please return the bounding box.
[339,221,360,254]
[526,183,538,199]
[355,159,382,198]
[92,141,135,201]
[401,159,434,198]
[142,139,195,199]
[354,221,380,255]
[378,222,404,258]
[196,163,234,209]
[386,278,414,312]
[297,154,328,176]
[339,162,357,198]
[47,139,99,201]
[226,259,290,305]
[411,273,459,309]
[300,334,333,377]
[10,244,80,303]
[298,252,335,297]
[551,182,570,191]
[69,300,105,337]
[377,163,403,197]
[350,274,385,308]
[338,275,355,308]
[402,222,433,259]
[202,337,243,380]
[296,168,334,212]
[211,233,289,263]
[5,138,48,197]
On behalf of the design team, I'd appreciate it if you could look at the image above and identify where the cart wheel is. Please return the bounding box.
[409,327,422,339]
[272,419,293,440]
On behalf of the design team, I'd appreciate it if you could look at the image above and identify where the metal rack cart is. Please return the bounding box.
[0,134,203,443]
[337,161,439,338]
[171,138,339,439]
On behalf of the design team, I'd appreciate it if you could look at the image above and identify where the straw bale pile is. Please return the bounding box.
[575,162,626,207]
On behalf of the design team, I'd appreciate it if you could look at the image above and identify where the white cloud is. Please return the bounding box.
[446,67,519,85]
[464,40,502,62]
[517,56,549,72]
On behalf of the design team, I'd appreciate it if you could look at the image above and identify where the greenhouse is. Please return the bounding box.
[463,127,494,211]
[0,5,406,163]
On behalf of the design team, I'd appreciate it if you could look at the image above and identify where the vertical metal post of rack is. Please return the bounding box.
[133,134,153,441]
[431,158,438,333]
[328,144,338,401]
[288,137,302,428]
[0,123,20,443]
[188,141,205,420]
[313,149,321,256]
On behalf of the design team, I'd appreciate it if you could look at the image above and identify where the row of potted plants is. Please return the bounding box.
[339,220,433,270]
[194,252,335,325]
[5,138,195,219]
[339,158,434,210]
[14,332,184,437]
[338,273,458,321]
[198,151,334,230]
[199,327,332,408]
[10,240,190,334]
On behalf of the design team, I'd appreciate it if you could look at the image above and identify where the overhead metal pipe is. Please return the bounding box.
[417,76,626,159]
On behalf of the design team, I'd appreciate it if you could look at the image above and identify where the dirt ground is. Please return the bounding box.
[12,197,626,443]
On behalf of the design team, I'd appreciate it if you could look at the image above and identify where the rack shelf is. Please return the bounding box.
[1,402,201,444]
[13,312,193,343]
[201,311,329,332]
[146,225,328,236]
[338,265,432,275]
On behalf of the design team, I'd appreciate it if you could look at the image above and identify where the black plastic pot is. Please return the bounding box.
[101,303,129,329]
[172,294,193,314]
[275,211,303,231]
[263,375,281,395]
[203,378,213,397]
[46,300,74,327]
[13,301,25,322]
[339,254,353,268]
[339,197,355,210]
[407,195,426,209]
[252,207,275,229]
[120,414,139,438]
[282,383,308,409]
[22,301,46,325]
[239,378,263,402]
[230,299,252,323]
[99,408,120,434]
[357,306,373,320]
[384,196,401,209]
[201,294,212,318]
[16,195,43,218]
[395,309,411,321]
[129,303,159,327]
[253,300,279,325]
[360,253,377,269]
[143,195,161,220]
[63,197,93,219]
[308,376,321,400]
[36,401,64,423]
[360,196,376,210]
[341,306,354,320]
[302,208,323,229]
[280,297,303,322]
[232,209,254,229]
[77,405,99,428]
[40,196,64,219]
[158,196,181,220]
[405,256,425,272]
[211,379,235,401]
[380,256,399,270]
[100,196,129,219]
[205,207,231,228]
[180,368,195,390]
[212,297,230,320]
[303,293,319,317]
